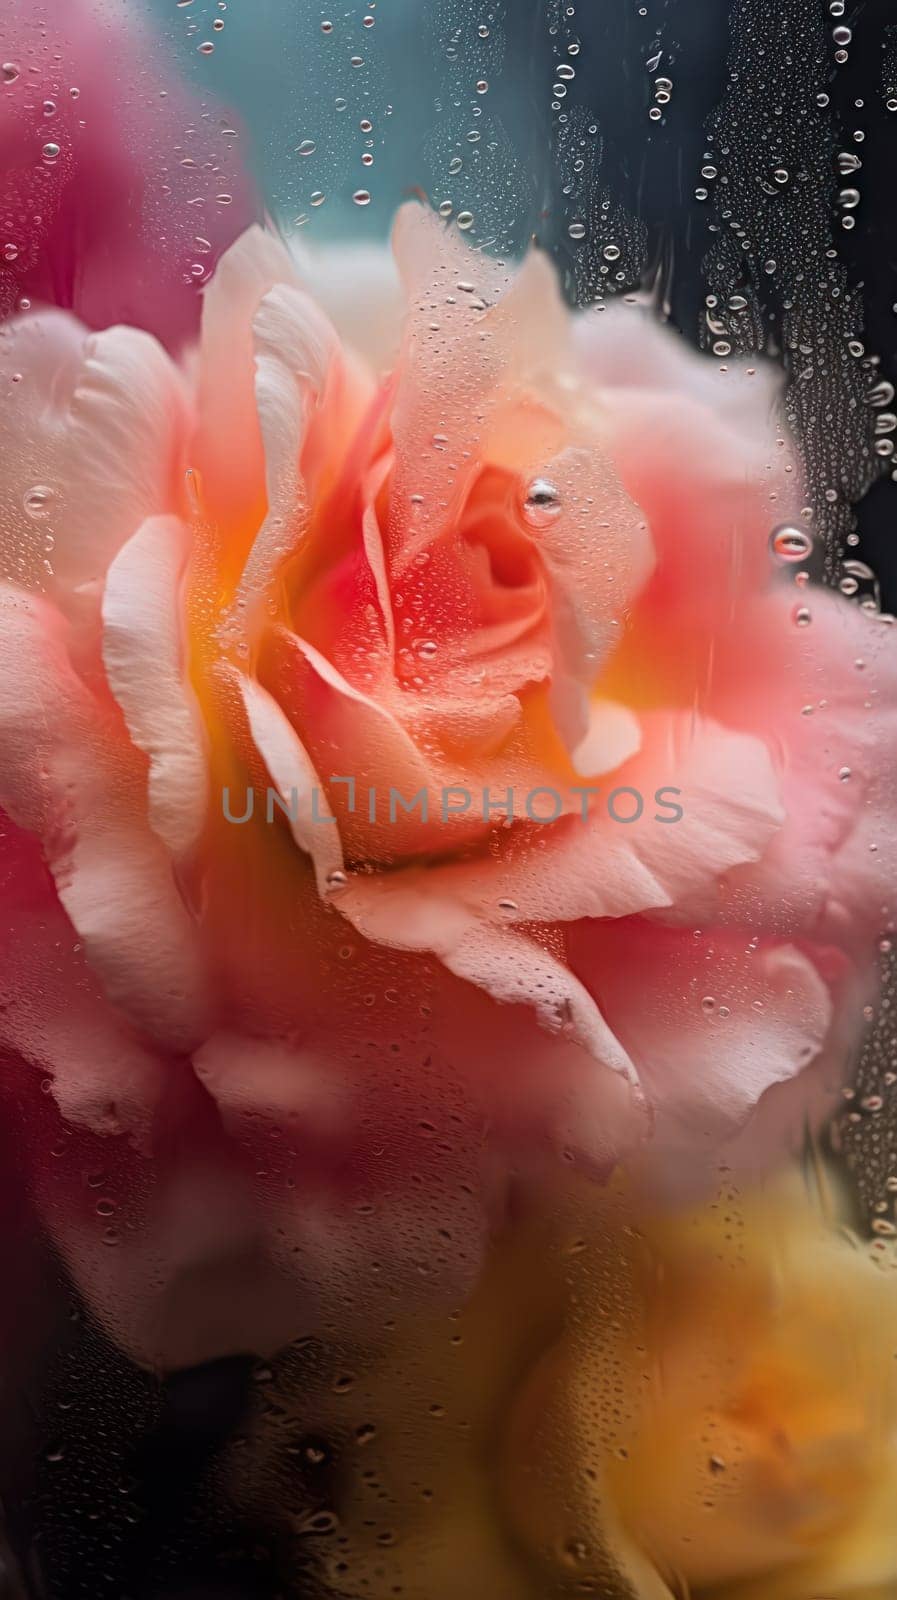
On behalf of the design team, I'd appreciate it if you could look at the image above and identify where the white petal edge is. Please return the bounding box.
[103,514,209,858]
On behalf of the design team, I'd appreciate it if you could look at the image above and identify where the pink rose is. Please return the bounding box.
[0,207,892,1365]
[0,0,257,347]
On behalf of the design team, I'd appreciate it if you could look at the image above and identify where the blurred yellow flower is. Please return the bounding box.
[503,1169,897,1600]
[230,1165,897,1600]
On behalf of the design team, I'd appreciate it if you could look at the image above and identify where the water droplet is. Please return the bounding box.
[23,485,54,519]
[352,189,371,206]
[838,187,860,209]
[568,220,586,240]
[838,150,861,174]
[457,211,474,231]
[476,79,488,94]
[793,604,812,627]
[770,524,813,562]
[197,40,215,55]
[603,243,621,261]
[523,478,562,527]
[326,870,348,892]
[297,139,316,157]
[2,63,19,85]
[832,24,852,45]
[41,141,60,162]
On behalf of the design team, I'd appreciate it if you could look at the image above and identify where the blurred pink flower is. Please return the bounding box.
[0,0,258,348]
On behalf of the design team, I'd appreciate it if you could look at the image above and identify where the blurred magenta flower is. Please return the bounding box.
[0,0,259,348]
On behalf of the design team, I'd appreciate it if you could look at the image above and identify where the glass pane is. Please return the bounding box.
[0,2,895,1597]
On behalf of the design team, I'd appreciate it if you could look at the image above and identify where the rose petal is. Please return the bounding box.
[0,587,208,1049]
[337,878,639,1088]
[578,300,797,627]
[196,225,300,535]
[571,918,832,1148]
[0,311,187,599]
[336,712,781,931]
[238,672,345,895]
[573,698,642,778]
[103,514,209,858]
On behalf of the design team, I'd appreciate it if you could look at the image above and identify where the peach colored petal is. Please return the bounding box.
[387,205,564,562]
[573,698,642,777]
[264,627,444,858]
[660,586,897,949]
[238,671,345,896]
[0,588,208,1052]
[534,442,653,750]
[290,237,406,372]
[337,712,781,933]
[571,919,832,1149]
[578,299,797,621]
[386,208,653,747]
[238,283,338,612]
[336,878,639,1088]
[103,514,209,858]
[195,225,300,536]
[0,310,187,600]
[0,819,164,1139]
